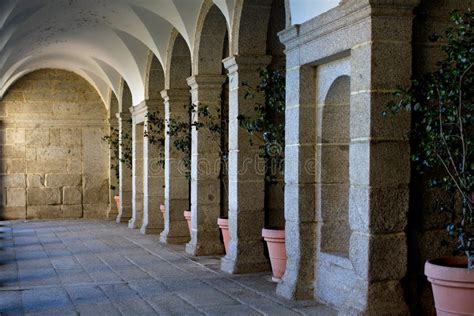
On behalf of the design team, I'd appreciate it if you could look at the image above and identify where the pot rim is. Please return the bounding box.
[425,257,474,284]
[262,228,285,239]
[217,218,229,226]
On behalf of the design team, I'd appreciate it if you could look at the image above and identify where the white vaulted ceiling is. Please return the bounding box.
[0,0,336,107]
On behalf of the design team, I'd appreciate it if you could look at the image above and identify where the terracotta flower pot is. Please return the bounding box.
[217,218,230,254]
[425,257,474,316]
[262,228,286,282]
[114,195,120,211]
[183,210,192,234]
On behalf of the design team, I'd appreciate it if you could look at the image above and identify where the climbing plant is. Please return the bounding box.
[102,120,133,190]
[167,102,227,181]
[385,9,473,267]
[238,68,286,184]
[167,105,193,179]
[144,111,166,168]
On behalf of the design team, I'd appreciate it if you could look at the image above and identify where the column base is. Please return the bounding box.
[140,224,163,235]
[160,231,189,244]
[128,218,142,229]
[220,254,270,274]
[116,215,131,224]
[185,240,225,256]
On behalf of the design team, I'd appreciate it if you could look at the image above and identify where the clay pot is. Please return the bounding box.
[113,195,120,211]
[183,210,192,234]
[217,218,230,254]
[262,228,286,282]
[425,257,474,316]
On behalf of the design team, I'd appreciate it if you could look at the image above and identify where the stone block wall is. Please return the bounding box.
[0,69,109,220]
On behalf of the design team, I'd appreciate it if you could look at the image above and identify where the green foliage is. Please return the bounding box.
[385,9,474,260]
[167,102,227,181]
[238,68,286,184]
[167,105,193,179]
[144,111,166,168]
[102,119,133,190]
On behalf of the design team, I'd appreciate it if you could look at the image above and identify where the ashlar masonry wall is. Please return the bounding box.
[0,69,110,220]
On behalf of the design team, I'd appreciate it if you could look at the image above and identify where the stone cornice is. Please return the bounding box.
[116,111,131,120]
[223,55,272,74]
[186,75,226,91]
[160,88,190,103]
[279,0,420,51]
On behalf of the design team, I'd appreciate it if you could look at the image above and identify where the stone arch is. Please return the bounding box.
[146,54,166,101]
[165,30,192,90]
[318,74,351,257]
[230,0,285,57]
[193,0,230,75]
[117,79,133,113]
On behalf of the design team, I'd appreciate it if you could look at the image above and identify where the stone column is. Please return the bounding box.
[141,100,165,234]
[107,115,119,220]
[220,55,272,274]
[186,75,226,256]
[345,3,418,313]
[160,88,191,244]
[129,105,145,229]
[276,64,317,300]
[116,112,133,223]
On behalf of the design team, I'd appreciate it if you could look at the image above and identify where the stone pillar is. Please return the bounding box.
[345,3,418,313]
[116,112,133,223]
[220,55,272,274]
[129,105,145,229]
[160,88,191,244]
[276,1,419,312]
[107,115,119,220]
[276,64,317,300]
[141,100,165,234]
[186,75,226,256]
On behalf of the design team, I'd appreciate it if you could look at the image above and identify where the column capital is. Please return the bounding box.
[223,55,272,75]
[186,75,227,91]
[160,88,189,103]
[116,111,131,121]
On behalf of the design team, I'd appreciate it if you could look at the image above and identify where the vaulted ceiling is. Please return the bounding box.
[0,0,339,107]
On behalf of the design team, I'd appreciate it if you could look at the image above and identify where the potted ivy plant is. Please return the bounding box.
[386,9,473,315]
[193,103,230,253]
[143,111,166,218]
[238,67,286,282]
[167,105,193,235]
[168,103,229,242]
[102,124,133,213]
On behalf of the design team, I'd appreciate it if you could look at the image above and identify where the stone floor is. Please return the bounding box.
[0,219,336,315]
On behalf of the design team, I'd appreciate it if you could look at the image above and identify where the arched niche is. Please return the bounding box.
[317,74,351,257]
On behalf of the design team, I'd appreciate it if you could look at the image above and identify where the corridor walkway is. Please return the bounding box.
[0,220,335,315]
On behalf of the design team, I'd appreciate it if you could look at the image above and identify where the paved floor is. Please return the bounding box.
[0,220,336,315]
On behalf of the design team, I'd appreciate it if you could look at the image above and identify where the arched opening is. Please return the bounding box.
[187,1,230,256]
[107,93,120,220]
[142,55,166,234]
[319,75,351,257]
[0,69,109,220]
[221,0,287,273]
[117,81,134,224]
[160,31,193,244]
